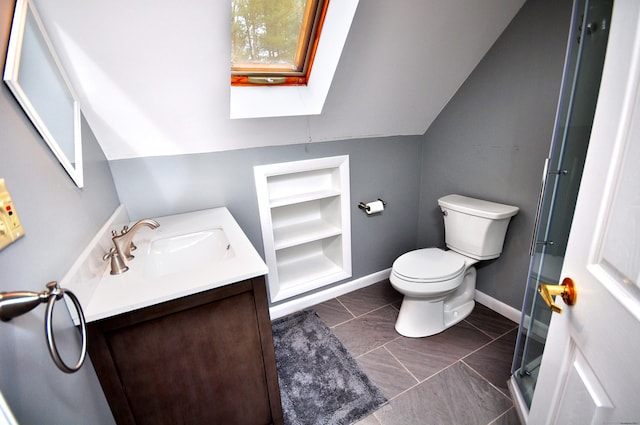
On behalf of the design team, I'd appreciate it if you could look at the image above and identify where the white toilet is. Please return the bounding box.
[390,194,519,337]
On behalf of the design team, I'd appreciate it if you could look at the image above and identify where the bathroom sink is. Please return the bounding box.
[63,207,268,324]
[145,228,236,278]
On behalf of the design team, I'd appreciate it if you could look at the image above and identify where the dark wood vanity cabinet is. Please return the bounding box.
[86,276,283,425]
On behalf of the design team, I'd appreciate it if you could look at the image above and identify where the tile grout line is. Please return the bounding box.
[354,334,403,359]
[464,317,518,341]
[331,300,399,328]
[463,318,497,339]
[459,325,518,363]
[486,407,516,425]
[335,297,357,319]
[353,298,402,318]
[328,317,355,330]
[459,359,514,424]
[370,410,383,424]
[381,345,421,384]
[460,358,513,401]
[380,360,464,404]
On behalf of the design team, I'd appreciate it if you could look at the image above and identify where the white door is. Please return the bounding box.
[528,0,640,423]
[0,390,17,425]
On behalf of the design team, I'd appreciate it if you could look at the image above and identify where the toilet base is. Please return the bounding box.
[395,297,475,338]
[444,299,475,330]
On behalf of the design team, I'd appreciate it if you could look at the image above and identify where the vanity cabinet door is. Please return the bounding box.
[87,277,282,425]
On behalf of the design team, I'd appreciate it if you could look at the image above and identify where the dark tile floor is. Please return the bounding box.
[312,280,522,425]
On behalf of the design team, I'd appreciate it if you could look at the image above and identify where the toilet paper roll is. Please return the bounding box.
[365,200,384,214]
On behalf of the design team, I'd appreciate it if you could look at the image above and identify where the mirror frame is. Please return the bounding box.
[4,0,83,188]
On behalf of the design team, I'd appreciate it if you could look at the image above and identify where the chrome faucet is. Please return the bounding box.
[105,219,160,274]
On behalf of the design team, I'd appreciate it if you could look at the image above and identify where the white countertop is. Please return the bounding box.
[62,207,268,324]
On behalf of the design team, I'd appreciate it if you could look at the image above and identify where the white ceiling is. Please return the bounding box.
[36,0,525,160]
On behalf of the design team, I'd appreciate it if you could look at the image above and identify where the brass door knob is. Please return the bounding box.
[538,277,577,313]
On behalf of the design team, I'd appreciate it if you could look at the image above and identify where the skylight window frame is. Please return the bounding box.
[230,0,359,119]
[231,0,330,86]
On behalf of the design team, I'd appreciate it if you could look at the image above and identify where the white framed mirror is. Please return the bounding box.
[4,0,83,188]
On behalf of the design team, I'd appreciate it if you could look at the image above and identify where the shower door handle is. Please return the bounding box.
[537,277,577,313]
[529,158,551,256]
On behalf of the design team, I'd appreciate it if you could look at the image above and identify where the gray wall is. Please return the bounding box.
[417,0,573,309]
[0,2,117,423]
[109,136,423,303]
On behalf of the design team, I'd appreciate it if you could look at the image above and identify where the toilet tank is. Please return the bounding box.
[438,194,519,260]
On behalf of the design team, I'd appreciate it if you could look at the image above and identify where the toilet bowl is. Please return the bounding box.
[391,195,518,338]
[391,248,478,337]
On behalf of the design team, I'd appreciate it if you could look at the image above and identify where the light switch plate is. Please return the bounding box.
[0,179,24,251]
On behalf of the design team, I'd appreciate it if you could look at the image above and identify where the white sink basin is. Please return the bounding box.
[145,228,236,278]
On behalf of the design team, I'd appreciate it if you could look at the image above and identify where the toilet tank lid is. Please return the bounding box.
[438,194,519,219]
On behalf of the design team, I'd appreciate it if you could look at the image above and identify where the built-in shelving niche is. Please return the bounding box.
[254,156,352,303]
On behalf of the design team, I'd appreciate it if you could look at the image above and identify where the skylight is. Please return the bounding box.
[231,0,328,86]
[229,0,359,119]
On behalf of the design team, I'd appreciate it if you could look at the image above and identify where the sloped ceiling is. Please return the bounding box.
[36,0,525,160]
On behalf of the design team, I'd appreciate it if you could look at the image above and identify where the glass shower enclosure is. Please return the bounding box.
[510,0,613,413]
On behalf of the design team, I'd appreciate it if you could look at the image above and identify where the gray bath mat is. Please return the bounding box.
[272,309,387,425]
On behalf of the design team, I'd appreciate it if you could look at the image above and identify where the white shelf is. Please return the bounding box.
[277,252,345,292]
[269,189,340,208]
[273,219,342,250]
[254,156,351,302]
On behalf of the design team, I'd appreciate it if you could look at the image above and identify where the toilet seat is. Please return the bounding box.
[392,248,466,283]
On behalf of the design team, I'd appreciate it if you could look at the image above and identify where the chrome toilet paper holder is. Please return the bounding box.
[358,198,387,212]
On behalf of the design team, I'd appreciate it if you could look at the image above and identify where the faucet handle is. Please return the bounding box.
[103,247,129,275]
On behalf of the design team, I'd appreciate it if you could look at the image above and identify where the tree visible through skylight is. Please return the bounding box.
[231,0,327,85]
[232,0,306,69]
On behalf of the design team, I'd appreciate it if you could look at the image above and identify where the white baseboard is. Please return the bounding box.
[475,290,549,342]
[268,271,524,325]
[474,289,522,324]
[268,268,391,319]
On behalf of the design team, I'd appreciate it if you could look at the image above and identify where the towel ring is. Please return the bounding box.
[0,281,87,373]
[44,282,87,373]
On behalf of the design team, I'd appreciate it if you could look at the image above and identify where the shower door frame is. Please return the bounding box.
[509,0,614,417]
